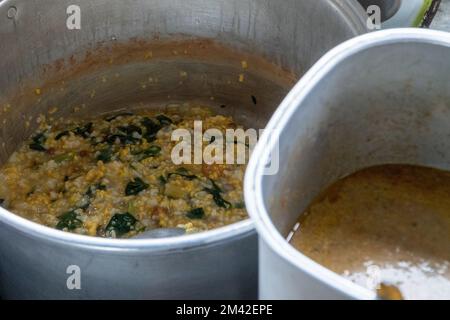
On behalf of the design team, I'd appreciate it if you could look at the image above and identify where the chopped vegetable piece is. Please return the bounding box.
[53,152,75,163]
[141,117,161,141]
[105,212,137,237]
[141,117,161,131]
[118,124,142,136]
[29,143,47,152]
[73,122,93,138]
[167,167,197,181]
[135,145,161,161]
[97,146,113,162]
[156,114,173,126]
[187,208,205,219]
[29,133,47,152]
[105,133,139,145]
[55,131,70,140]
[127,201,136,214]
[204,179,232,209]
[125,177,149,196]
[56,210,82,230]
[158,175,168,184]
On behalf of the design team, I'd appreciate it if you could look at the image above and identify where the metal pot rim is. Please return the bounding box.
[0,206,254,251]
[244,28,450,300]
[330,0,371,35]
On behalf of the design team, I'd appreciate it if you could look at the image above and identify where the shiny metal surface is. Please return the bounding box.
[0,0,366,299]
[133,228,186,239]
[246,29,450,300]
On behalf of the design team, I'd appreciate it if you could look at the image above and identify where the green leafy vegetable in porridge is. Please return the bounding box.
[204,179,232,209]
[0,107,247,238]
[29,132,47,152]
[56,210,82,231]
[125,177,149,196]
[186,208,205,220]
[105,212,138,237]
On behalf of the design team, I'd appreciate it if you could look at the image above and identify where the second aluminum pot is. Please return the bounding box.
[246,29,450,300]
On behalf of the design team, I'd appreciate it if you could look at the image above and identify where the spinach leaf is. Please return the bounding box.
[73,122,93,138]
[186,208,205,219]
[55,130,70,140]
[105,212,137,237]
[143,133,157,143]
[105,133,139,145]
[141,117,161,142]
[167,167,197,181]
[204,179,232,209]
[134,145,161,161]
[125,177,149,196]
[96,146,113,163]
[141,117,160,131]
[105,112,134,122]
[156,114,173,126]
[159,175,168,185]
[209,179,223,193]
[29,142,47,152]
[210,192,231,209]
[56,210,82,230]
[29,132,47,152]
[118,124,142,136]
[57,123,93,141]
[143,145,161,156]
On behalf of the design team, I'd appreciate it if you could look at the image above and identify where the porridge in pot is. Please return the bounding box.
[0,106,248,238]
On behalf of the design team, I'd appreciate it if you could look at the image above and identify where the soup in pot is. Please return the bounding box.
[289,164,450,300]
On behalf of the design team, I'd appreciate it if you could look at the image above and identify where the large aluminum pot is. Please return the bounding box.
[0,0,366,299]
[245,29,450,300]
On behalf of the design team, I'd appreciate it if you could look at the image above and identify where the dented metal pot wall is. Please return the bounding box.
[0,0,366,299]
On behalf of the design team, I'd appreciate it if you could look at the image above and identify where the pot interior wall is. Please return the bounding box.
[0,38,296,164]
[262,41,450,236]
[0,0,365,163]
